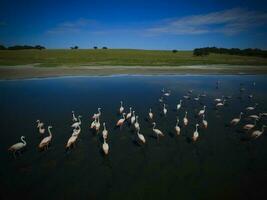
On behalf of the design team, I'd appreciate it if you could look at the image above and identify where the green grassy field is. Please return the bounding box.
[0,49,267,67]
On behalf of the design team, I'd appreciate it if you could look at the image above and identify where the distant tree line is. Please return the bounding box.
[193,47,267,57]
[0,44,45,50]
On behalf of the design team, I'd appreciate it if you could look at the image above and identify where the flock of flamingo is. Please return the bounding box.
[8,81,267,158]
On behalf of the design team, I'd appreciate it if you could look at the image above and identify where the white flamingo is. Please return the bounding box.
[174,117,181,135]
[163,104,167,116]
[116,113,126,128]
[243,119,258,131]
[92,108,101,119]
[152,122,164,141]
[134,115,140,131]
[119,101,124,114]
[246,103,258,111]
[37,123,45,134]
[126,107,132,119]
[214,96,224,102]
[148,108,153,120]
[177,100,182,110]
[216,100,226,107]
[192,124,200,142]
[202,114,208,128]
[198,105,206,116]
[36,120,44,128]
[102,122,108,140]
[248,113,261,120]
[38,126,53,150]
[137,130,146,144]
[72,111,78,122]
[95,117,101,132]
[66,135,78,149]
[102,138,109,155]
[251,125,266,138]
[131,111,136,124]
[71,115,82,128]
[8,136,27,158]
[183,111,188,126]
[230,112,243,126]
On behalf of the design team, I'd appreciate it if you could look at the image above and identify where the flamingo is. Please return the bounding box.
[163,104,167,116]
[243,119,258,131]
[119,101,124,114]
[158,96,163,103]
[137,130,146,144]
[183,111,188,126]
[102,138,109,155]
[163,90,171,96]
[183,95,190,99]
[131,111,136,124]
[214,96,224,102]
[230,112,243,126]
[126,107,132,119]
[246,103,258,111]
[194,95,200,101]
[71,115,82,128]
[116,113,126,128]
[72,126,81,137]
[134,115,140,131]
[177,100,182,110]
[248,114,261,120]
[8,136,26,158]
[152,122,164,141]
[260,113,267,117]
[216,100,226,108]
[192,124,200,142]
[251,125,266,138]
[38,126,53,150]
[148,108,153,120]
[92,108,101,119]
[95,117,101,132]
[174,117,181,136]
[66,135,78,149]
[72,111,78,122]
[36,120,45,134]
[102,122,108,140]
[90,118,97,129]
[198,105,206,116]
[202,114,208,128]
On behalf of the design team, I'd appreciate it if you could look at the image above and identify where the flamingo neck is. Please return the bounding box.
[48,127,52,137]
[21,137,26,145]
[153,123,156,129]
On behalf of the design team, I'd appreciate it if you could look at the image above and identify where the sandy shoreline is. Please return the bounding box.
[0,64,267,80]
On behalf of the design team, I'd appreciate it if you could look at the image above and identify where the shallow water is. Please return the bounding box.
[1,75,267,200]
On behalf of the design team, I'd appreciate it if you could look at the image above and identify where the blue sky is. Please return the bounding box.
[0,0,267,50]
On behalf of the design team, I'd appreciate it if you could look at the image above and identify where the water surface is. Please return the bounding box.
[1,75,267,200]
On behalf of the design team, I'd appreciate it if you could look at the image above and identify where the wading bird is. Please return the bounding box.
[8,136,27,158]
[230,112,243,126]
[119,101,124,114]
[214,96,224,102]
[246,103,258,111]
[102,122,108,140]
[102,138,109,155]
[202,114,208,128]
[131,111,136,124]
[251,125,266,138]
[148,108,153,120]
[243,119,258,131]
[198,105,206,116]
[92,108,101,119]
[126,107,132,120]
[152,122,164,142]
[183,111,188,126]
[37,121,45,134]
[163,104,167,116]
[248,114,261,120]
[95,117,101,132]
[216,100,226,108]
[177,100,182,110]
[174,117,181,135]
[71,115,82,128]
[137,130,146,144]
[134,116,140,131]
[72,111,78,122]
[38,126,53,150]
[66,135,78,149]
[192,124,200,142]
[72,126,81,137]
[90,118,97,129]
[117,113,126,128]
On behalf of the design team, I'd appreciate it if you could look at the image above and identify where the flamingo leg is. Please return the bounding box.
[13,151,16,159]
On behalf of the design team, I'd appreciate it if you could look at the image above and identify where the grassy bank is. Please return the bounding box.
[1,49,267,67]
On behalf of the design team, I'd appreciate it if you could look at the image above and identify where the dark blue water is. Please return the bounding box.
[0,75,267,200]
